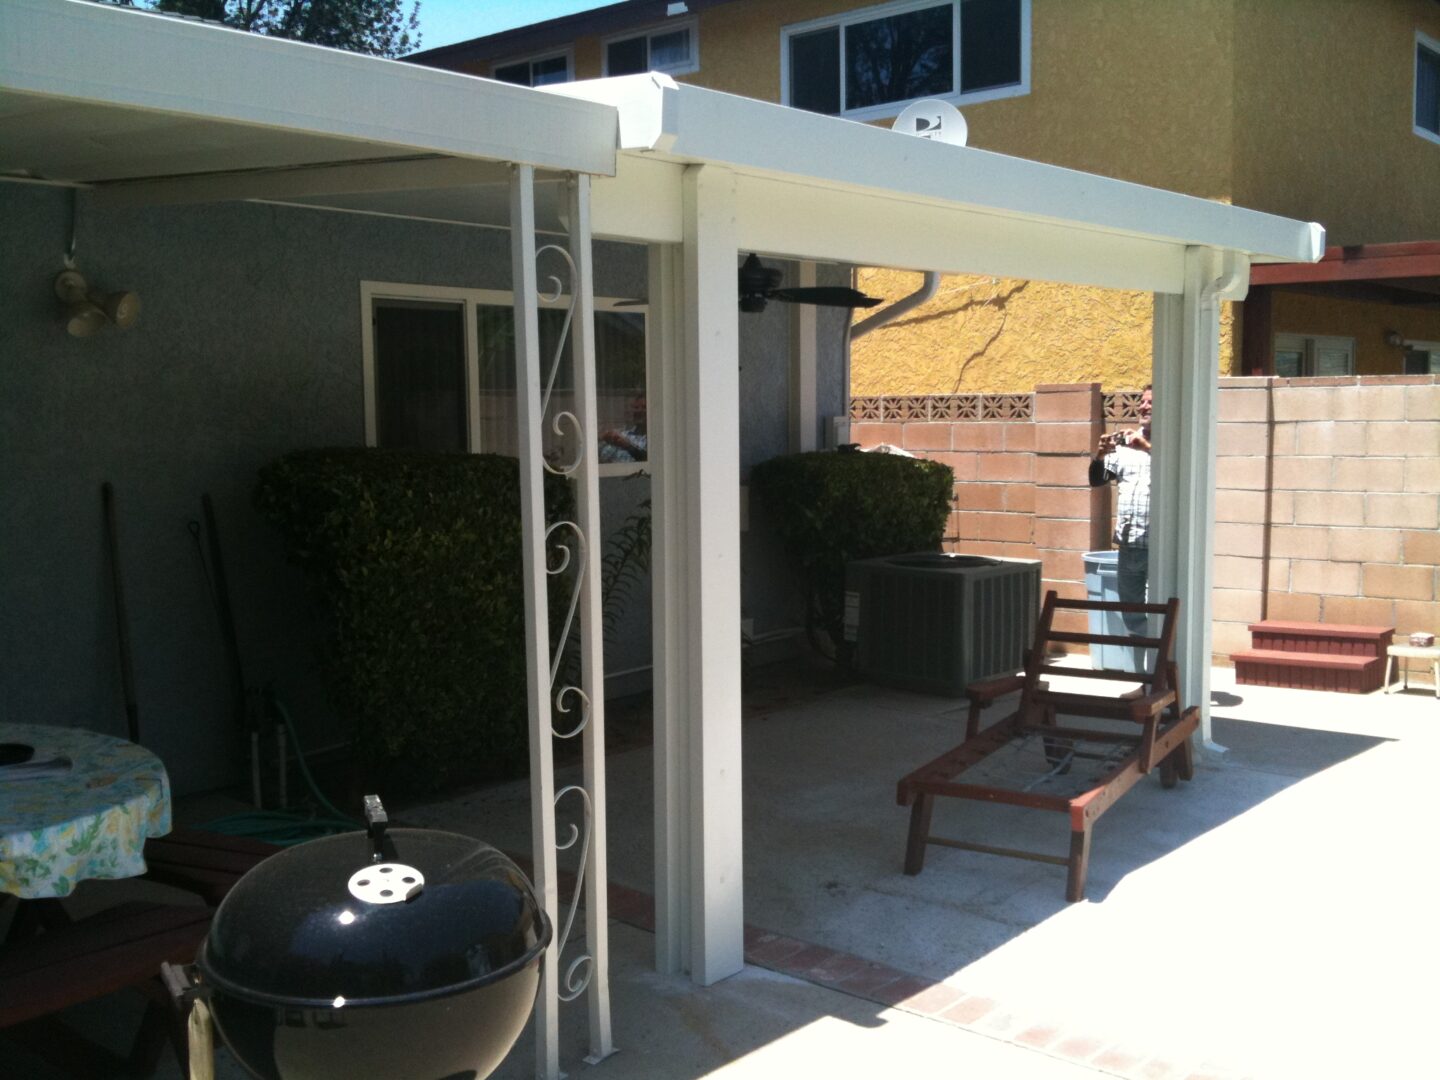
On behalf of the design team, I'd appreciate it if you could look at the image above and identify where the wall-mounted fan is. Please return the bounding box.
[738,254,880,313]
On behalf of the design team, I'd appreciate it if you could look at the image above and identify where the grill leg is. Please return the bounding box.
[903,795,934,875]
[1066,826,1091,902]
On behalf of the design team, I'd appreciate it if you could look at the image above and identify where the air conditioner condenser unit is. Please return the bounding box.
[844,552,1042,696]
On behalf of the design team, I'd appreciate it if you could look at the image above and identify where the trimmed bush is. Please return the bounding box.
[750,450,953,663]
[255,448,572,791]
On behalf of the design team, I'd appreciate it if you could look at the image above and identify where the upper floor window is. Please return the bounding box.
[1417,31,1440,144]
[604,19,699,77]
[782,0,1028,121]
[493,51,571,88]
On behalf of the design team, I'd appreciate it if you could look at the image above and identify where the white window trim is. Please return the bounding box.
[1273,331,1356,377]
[490,47,574,87]
[361,281,649,477]
[780,0,1030,123]
[601,16,700,77]
[1415,30,1440,146]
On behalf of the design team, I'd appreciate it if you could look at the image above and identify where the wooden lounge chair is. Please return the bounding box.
[897,590,1199,901]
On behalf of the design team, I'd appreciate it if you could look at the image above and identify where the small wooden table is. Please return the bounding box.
[1383,644,1440,697]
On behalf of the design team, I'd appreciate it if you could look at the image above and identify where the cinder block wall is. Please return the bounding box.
[854,375,1440,663]
[850,387,1104,639]
[1213,375,1440,659]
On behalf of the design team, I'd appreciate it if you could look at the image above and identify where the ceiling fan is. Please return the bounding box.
[738,253,881,314]
[615,254,882,313]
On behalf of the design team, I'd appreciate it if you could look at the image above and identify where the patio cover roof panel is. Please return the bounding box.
[547,75,1325,269]
[0,0,618,184]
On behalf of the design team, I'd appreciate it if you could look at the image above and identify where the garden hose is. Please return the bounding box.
[195,695,359,846]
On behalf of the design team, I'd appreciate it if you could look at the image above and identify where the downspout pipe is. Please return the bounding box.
[838,270,940,446]
[850,271,941,340]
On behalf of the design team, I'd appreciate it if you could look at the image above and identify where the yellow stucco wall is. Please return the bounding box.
[1232,0,1440,244]
[850,269,1237,394]
[565,0,1236,197]
[1271,292,1440,376]
[498,0,1431,392]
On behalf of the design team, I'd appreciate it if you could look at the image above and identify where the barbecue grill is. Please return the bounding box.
[184,796,550,1080]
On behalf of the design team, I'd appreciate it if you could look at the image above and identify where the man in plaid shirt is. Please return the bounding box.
[1089,386,1152,634]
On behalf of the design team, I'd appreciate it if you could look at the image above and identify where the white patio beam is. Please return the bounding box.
[88,157,515,210]
[1,0,617,179]
[551,76,1323,266]
[1150,247,1248,752]
[679,163,744,986]
[565,174,615,1065]
[509,165,562,1080]
[649,240,690,977]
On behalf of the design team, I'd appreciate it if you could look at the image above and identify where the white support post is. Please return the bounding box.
[680,163,744,986]
[789,260,819,453]
[648,241,690,977]
[565,174,615,1065]
[1150,246,1247,754]
[509,164,562,1080]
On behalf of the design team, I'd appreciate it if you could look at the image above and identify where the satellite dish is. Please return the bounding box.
[892,99,968,146]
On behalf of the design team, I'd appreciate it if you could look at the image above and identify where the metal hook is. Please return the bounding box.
[64,189,81,269]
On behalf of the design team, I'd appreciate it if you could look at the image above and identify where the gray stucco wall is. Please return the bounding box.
[1,183,848,793]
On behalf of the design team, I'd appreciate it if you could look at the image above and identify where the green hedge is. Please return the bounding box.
[750,450,954,663]
[255,448,572,792]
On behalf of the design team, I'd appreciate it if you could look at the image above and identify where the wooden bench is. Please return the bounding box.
[0,901,210,1075]
[144,826,278,906]
[898,590,1198,901]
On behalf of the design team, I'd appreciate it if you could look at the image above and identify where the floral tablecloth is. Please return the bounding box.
[0,722,171,899]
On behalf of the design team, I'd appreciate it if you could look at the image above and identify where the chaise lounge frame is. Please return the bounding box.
[897,590,1199,901]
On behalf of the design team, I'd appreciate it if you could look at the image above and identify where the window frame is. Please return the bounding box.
[490,47,574,88]
[1272,332,1356,378]
[601,16,700,77]
[1415,30,1440,146]
[780,0,1031,123]
[360,281,650,477]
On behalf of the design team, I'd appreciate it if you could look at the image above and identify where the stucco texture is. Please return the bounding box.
[1232,0,1440,244]
[850,269,1237,394]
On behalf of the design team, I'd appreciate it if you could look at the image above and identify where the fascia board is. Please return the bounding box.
[555,76,1324,266]
[0,0,617,177]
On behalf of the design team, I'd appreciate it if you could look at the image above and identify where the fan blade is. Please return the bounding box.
[769,287,883,308]
[612,299,648,307]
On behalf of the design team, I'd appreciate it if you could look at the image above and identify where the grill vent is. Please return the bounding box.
[845,553,1041,696]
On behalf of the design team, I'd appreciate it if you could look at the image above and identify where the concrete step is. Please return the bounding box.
[1231,648,1385,693]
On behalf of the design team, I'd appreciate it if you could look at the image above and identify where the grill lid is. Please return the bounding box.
[198,799,550,1007]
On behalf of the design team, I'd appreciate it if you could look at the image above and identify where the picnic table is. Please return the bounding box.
[1,721,172,899]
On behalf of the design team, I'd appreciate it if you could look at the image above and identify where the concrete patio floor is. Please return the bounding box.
[9,662,1435,1079]
[406,661,1440,1080]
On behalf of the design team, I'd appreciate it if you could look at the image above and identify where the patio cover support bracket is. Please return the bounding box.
[1150,246,1247,753]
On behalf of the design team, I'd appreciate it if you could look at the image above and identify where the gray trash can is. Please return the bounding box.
[1083,550,1146,673]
